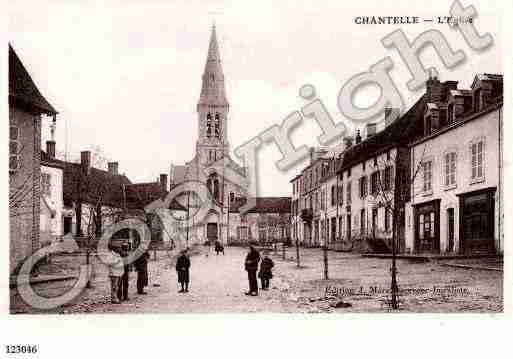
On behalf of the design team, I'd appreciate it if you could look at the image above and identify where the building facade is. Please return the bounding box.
[406,75,503,255]
[40,140,65,246]
[9,45,58,273]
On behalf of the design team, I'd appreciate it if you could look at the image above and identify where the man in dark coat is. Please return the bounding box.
[258,251,274,290]
[214,240,224,255]
[117,242,131,301]
[176,249,191,293]
[134,250,150,294]
[244,245,260,296]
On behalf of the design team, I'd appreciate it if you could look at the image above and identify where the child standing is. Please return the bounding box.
[258,252,274,290]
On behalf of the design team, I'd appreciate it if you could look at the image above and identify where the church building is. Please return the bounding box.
[170,26,290,245]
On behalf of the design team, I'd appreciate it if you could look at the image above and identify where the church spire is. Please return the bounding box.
[198,24,228,107]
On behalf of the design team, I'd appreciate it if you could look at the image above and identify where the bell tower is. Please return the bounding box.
[196,24,229,164]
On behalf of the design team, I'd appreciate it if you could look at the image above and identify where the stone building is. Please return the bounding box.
[9,45,58,273]
[40,140,65,246]
[227,197,291,245]
[290,74,503,256]
[406,75,503,255]
[169,25,289,245]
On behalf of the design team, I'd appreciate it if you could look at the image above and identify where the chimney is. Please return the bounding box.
[81,151,91,170]
[108,162,119,176]
[160,174,168,192]
[309,147,315,165]
[384,107,400,127]
[366,123,377,138]
[355,130,362,144]
[46,140,56,158]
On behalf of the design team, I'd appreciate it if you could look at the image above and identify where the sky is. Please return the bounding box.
[8,0,502,196]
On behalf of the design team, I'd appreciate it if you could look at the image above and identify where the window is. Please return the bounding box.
[384,208,390,232]
[214,113,221,138]
[360,209,365,234]
[422,161,433,193]
[359,176,367,198]
[346,182,352,204]
[372,208,378,237]
[206,113,212,137]
[362,162,366,171]
[371,171,380,195]
[239,226,249,241]
[383,166,392,191]
[41,173,51,196]
[230,192,235,202]
[444,152,457,187]
[9,126,21,172]
[347,168,351,178]
[331,186,336,206]
[471,140,484,181]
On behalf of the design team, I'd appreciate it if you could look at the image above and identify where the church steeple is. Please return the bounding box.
[198,24,228,107]
[196,25,230,163]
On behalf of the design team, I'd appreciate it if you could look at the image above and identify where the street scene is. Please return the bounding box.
[10,245,502,314]
[7,1,504,315]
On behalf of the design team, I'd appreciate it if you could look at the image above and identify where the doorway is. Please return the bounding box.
[414,199,441,254]
[207,222,218,243]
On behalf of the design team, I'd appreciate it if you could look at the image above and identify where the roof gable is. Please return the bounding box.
[9,44,57,115]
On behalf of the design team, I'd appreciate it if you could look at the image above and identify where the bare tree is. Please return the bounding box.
[369,145,426,309]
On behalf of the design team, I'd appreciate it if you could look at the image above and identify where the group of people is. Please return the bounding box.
[107,242,275,303]
[107,243,150,304]
[244,245,274,296]
[174,245,275,297]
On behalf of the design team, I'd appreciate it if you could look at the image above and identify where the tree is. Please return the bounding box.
[370,145,426,309]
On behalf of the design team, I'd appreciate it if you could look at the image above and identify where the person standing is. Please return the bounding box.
[117,242,131,301]
[244,245,260,296]
[258,252,274,290]
[134,250,150,295]
[176,249,191,293]
[106,244,124,304]
[215,240,224,255]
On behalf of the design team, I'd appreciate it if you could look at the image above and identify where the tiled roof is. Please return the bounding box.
[229,197,291,214]
[339,95,427,172]
[9,44,57,115]
[125,182,186,211]
[62,162,132,208]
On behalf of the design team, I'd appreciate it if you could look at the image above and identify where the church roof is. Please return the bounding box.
[9,44,57,115]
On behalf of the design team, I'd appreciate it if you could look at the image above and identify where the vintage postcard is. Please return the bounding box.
[3,0,507,325]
